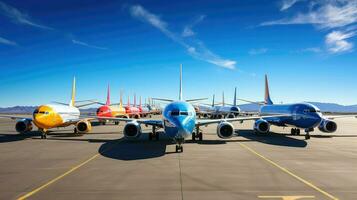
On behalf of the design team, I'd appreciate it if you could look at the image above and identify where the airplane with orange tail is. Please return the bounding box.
[0,77,97,139]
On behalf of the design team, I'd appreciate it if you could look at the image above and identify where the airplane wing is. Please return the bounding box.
[0,115,32,121]
[196,114,291,126]
[92,116,164,128]
[186,98,208,103]
[324,115,357,120]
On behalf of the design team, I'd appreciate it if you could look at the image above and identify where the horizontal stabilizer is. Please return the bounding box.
[152,98,174,102]
[186,98,208,103]
[236,98,265,105]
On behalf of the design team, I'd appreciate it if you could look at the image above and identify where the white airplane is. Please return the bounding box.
[0,77,97,139]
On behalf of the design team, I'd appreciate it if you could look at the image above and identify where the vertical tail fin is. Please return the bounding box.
[265,74,273,105]
[106,84,111,106]
[127,95,130,106]
[222,91,225,106]
[119,90,123,107]
[134,94,137,107]
[233,87,237,106]
[139,96,142,108]
[69,77,76,107]
[179,64,183,101]
[212,94,215,107]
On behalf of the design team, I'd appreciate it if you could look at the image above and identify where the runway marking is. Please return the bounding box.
[16,140,120,200]
[238,143,339,200]
[258,196,315,200]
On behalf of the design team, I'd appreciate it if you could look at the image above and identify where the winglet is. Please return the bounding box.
[233,87,237,106]
[106,84,111,106]
[179,64,183,101]
[69,76,76,107]
[265,74,273,105]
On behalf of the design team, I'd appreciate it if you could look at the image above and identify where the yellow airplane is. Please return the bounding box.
[0,77,96,139]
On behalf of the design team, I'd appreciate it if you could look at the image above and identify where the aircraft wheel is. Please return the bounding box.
[192,132,196,141]
[305,133,310,140]
[115,121,119,125]
[198,132,203,141]
[291,128,296,135]
[296,129,300,135]
[176,145,183,153]
[74,127,78,134]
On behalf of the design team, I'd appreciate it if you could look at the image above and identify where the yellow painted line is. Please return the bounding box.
[17,140,121,200]
[239,143,339,200]
[17,153,100,200]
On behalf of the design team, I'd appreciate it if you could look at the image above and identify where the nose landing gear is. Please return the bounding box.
[175,137,184,153]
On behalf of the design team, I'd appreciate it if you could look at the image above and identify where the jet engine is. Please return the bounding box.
[318,119,337,133]
[76,120,92,134]
[254,119,270,134]
[15,119,33,133]
[124,122,142,138]
[216,122,235,139]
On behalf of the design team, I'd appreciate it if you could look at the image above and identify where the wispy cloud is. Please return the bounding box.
[0,36,17,46]
[182,15,205,37]
[72,39,108,50]
[325,30,355,53]
[0,1,53,30]
[280,0,304,11]
[249,48,268,55]
[0,1,107,50]
[261,0,357,54]
[129,5,236,69]
[301,47,322,53]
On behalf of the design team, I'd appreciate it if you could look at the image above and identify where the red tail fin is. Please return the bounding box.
[106,84,111,105]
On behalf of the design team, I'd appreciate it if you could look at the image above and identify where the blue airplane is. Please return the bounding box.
[100,65,283,152]
[239,75,347,140]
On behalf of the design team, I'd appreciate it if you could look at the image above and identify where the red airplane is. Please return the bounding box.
[125,94,141,119]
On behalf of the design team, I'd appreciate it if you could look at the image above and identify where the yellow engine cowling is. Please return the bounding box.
[76,120,92,134]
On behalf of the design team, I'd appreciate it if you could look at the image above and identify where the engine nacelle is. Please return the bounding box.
[124,122,142,138]
[216,122,235,139]
[76,120,92,134]
[15,119,33,133]
[318,119,337,133]
[254,119,270,134]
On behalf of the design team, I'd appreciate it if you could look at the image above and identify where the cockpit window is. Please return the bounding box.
[170,110,179,116]
[33,109,39,114]
[180,111,189,116]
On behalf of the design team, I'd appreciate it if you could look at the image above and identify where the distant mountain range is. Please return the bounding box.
[1,102,357,114]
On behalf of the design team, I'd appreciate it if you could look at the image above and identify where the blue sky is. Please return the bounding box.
[0,0,356,106]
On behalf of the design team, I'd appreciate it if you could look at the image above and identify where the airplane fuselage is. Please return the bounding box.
[162,101,196,140]
[260,103,323,129]
[33,104,80,129]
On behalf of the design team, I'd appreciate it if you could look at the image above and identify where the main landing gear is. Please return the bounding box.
[290,128,300,135]
[175,137,184,153]
[192,126,203,141]
[148,126,159,141]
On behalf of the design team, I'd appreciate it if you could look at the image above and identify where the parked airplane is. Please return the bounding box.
[0,77,97,139]
[97,65,286,153]
[125,94,141,119]
[96,86,128,125]
[239,75,346,139]
[197,88,241,119]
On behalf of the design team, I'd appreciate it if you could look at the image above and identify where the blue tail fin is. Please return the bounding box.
[265,75,273,105]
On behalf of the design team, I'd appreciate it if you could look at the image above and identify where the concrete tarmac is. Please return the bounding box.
[0,116,356,200]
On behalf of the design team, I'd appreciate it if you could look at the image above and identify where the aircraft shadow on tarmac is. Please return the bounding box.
[98,132,170,161]
[0,131,41,143]
[236,129,308,148]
